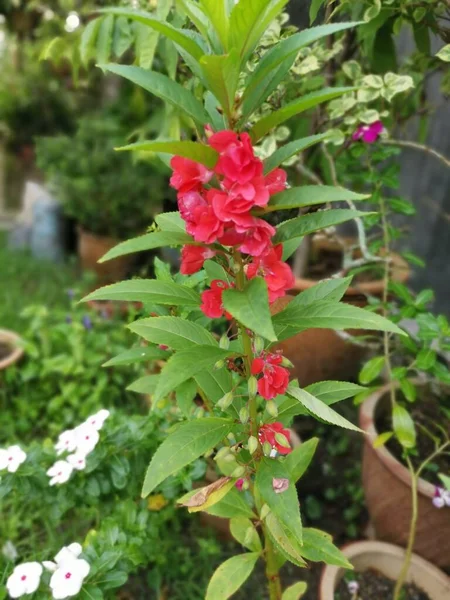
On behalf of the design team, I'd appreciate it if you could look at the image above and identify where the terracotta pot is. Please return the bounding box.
[360,383,450,568]
[270,296,368,387]
[320,540,450,600]
[0,329,24,371]
[77,228,132,283]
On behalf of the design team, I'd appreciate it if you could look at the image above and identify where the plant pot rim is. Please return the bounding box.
[319,540,450,598]
[0,329,24,370]
[359,382,437,500]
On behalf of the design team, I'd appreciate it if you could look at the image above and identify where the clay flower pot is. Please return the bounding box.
[320,540,450,600]
[359,383,450,568]
[0,329,24,371]
[77,228,133,283]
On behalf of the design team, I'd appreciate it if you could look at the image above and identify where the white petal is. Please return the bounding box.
[67,543,82,558]
[74,425,99,454]
[43,561,58,572]
[66,453,87,471]
[7,562,43,597]
[50,559,90,599]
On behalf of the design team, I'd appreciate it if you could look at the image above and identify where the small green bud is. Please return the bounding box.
[223,453,237,463]
[248,436,258,455]
[253,336,265,354]
[262,441,272,456]
[214,359,225,370]
[204,448,214,458]
[239,407,249,424]
[274,432,291,449]
[227,433,236,443]
[281,357,294,369]
[218,392,234,410]
[241,479,250,491]
[248,376,258,399]
[196,407,205,418]
[231,465,246,478]
[219,334,230,349]
[260,504,270,520]
[266,400,278,417]
[214,446,230,461]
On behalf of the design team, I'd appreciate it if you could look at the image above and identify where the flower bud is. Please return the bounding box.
[266,400,278,417]
[218,392,233,410]
[231,465,246,478]
[223,453,237,463]
[260,504,270,520]
[247,436,258,455]
[241,479,250,491]
[262,441,272,456]
[214,446,230,461]
[253,337,265,355]
[248,376,258,399]
[281,357,294,369]
[219,334,230,349]
[274,432,291,449]
[239,407,249,424]
[214,359,225,370]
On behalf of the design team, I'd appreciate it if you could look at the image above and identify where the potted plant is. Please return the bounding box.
[35,116,169,282]
[0,329,24,372]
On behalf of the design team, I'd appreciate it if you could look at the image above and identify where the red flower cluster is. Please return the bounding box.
[251,352,290,400]
[169,129,295,316]
[200,279,233,319]
[258,422,292,455]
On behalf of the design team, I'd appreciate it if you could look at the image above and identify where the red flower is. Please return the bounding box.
[219,217,275,257]
[251,352,290,400]
[209,188,255,224]
[200,280,232,319]
[222,176,270,208]
[180,245,216,275]
[247,244,295,302]
[209,131,263,185]
[258,422,292,455]
[170,156,213,194]
[178,192,224,244]
[265,168,287,195]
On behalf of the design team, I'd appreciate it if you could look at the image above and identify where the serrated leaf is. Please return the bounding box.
[222,278,277,342]
[359,356,385,385]
[286,387,362,432]
[96,14,115,64]
[116,140,218,168]
[290,278,354,306]
[300,528,352,568]
[200,50,240,119]
[264,134,329,174]
[284,438,318,483]
[153,346,234,401]
[282,582,308,600]
[309,0,325,23]
[99,231,192,263]
[142,417,234,496]
[195,368,233,404]
[200,0,229,50]
[251,87,355,141]
[416,349,436,370]
[175,379,198,417]
[206,486,256,519]
[265,513,307,567]
[156,211,186,233]
[205,553,260,600]
[103,346,168,367]
[80,18,102,65]
[113,16,133,58]
[99,64,209,125]
[393,404,416,449]
[127,374,160,394]
[129,316,217,350]
[266,186,368,212]
[204,259,231,284]
[230,517,262,552]
[82,280,200,306]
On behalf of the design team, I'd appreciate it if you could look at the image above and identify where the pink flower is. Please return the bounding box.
[251,352,290,400]
[235,478,244,491]
[178,192,225,244]
[352,120,384,144]
[209,131,263,185]
[219,217,275,257]
[221,177,270,208]
[433,486,450,508]
[265,168,287,195]
[170,156,213,194]
[247,244,294,302]
[258,422,292,455]
[200,280,232,319]
[180,245,216,275]
[209,188,255,223]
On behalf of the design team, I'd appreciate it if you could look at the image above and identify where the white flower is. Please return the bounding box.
[347,580,359,594]
[83,409,110,431]
[2,540,18,561]
[49,558,90,599]
[0,445,27,473]
[66,453,87,471]
[54,543,82,566]
[47,461,74,486]
[55,430,77,456]
[73,424,99,455]
[6,562,43,598]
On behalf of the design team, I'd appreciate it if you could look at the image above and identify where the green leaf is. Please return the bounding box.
[156,211,186,233]
[98,570,128,590]
[222,278,277,342]
[373,431,393,448]
[99,64,209,125]
[142,417,234,496]
[256,458,303,544]
[206,486,256,519]
[176,379,198,417]
[153,346,233,401]
[127,374,160,394]
[103,346,168,367]
[229,0,290,63]
[274,209,372,243]
[284,438,318,483]
[359,356,385,385]
[305,381,366,404]
[273,300,405,341]
[135,21,159,69]
[195,368,233,404]
[176,0,210,43]
[416,349,436,370]
[205,91,226,131]
[438,473,450,491]
[200,0,229,50]
[129,316,217,350]
[264,134,329,174]
[290,278,353,306]
[200,50,240,119]
[250,87,355,141]
[82,280,200,307]
[393,404,416,449]
[99,231,192,263]
[265,512,306,567]
[113,17,134,58]
[116,140,218,168]
[205,553,260,600]
[309,0,325,23]
[99,7,204,60]
[204,259,231,284]
[80,18,102,65]
[436,44,450,62]
[399,379,416,403]
[96,14,115,64]
[230,517,262,552]
[266,186,368,212]
[282,582,308,600]
[286,386,362,432]
[300,528,353,568]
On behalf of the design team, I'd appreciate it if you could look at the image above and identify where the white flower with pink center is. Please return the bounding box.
[6,562,43,598]
[49,558,90,599]
[43,543,83,573]
[47,460,74,486]
[66,453,87,471]
[0,445,27,473]
[73,424,99,456]
[54,430,77,456]
[83,409,110,431]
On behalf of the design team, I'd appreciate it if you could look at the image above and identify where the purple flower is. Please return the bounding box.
[432,487,446,509]
[352,120,384,144]
[82,315,93,330]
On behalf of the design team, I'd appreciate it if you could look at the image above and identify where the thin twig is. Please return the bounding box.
[382,139,450,170]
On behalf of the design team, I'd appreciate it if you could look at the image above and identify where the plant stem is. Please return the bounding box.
[264,530,283,600]
[382,139,450,170]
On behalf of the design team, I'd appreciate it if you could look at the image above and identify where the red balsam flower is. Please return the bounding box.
[180,245,216,275]
[247,244,295,302]
[200,280,232,319]
[258,422,292,455]
[170,156,213,194]
[251,352,290,400]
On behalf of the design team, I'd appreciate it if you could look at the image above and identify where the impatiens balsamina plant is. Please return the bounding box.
[83,2,405,599]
